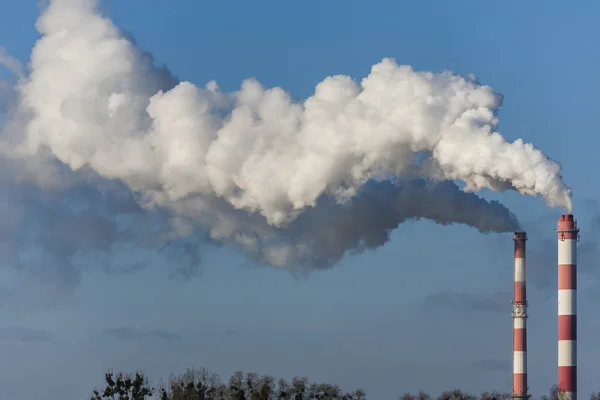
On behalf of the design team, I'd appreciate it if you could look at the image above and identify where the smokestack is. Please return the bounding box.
[512,232,530,400]
[557,214,579,400]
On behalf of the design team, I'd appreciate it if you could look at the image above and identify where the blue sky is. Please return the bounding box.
[0,1,599,399]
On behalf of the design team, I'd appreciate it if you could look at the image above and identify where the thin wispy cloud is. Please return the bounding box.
[101,326,181,342]
[421,291,508,314]
[0,326,55,343]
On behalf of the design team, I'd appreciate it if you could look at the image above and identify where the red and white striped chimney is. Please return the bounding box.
[557,214,578,400]
[512,232,529,400]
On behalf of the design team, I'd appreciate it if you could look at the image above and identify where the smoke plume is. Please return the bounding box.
[0,0,571,284]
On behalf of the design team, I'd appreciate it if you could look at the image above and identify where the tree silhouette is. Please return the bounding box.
[400,391,432,400]
[276,377,292,400]
[291,377,309,400]
[540,385,559,400]
[92,368,600,400]
[91,372,154,400]
[256,375,275,400]
[160,368,228,400]
[437,389,477,400]
[479,391,510,400]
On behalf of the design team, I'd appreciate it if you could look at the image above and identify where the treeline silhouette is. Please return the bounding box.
[90,368,600,400]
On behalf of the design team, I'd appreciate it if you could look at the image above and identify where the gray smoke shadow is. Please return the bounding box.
[0,178,205,309]
[255,178,521,269]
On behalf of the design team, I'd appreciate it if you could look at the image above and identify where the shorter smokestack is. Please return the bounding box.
[512,232,530,400]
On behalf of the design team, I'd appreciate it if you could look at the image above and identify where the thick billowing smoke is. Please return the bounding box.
[0,0,571,283]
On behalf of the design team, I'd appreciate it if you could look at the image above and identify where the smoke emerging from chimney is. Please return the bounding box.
[0,0,570,277]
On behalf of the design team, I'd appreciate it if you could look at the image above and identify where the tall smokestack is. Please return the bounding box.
[512,232,530,400]
[557,214,579,400]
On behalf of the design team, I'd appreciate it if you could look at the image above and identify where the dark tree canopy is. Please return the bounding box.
[91,372,154,400]
[90,368,597,400]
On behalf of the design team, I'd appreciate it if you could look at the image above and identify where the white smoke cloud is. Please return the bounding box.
[0,0,572,282]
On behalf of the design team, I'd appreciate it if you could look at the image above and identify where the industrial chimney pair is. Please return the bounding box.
[511,214,578,400]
